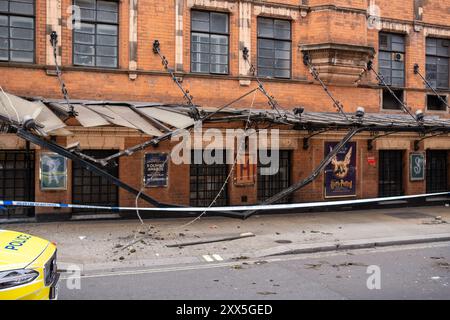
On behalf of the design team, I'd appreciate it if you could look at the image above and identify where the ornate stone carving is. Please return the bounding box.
[300,43,375,85]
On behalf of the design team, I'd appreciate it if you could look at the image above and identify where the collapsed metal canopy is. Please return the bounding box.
[3,90,450,219]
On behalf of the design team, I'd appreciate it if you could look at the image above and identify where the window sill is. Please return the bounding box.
[0,62,309,83]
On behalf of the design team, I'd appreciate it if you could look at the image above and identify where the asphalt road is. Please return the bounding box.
[59,242,450,300]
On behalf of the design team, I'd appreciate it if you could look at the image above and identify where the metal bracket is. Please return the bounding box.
[302,51,349,121]
[152,40,200,121]
[413,130,450,151]
[303,129,333,150]
[49,31,77,118]
[367,131,400,150]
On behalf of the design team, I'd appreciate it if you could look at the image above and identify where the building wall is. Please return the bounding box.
[1,0,449,111]
[1,0,450,218]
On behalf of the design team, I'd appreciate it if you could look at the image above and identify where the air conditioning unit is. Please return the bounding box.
[393,52,404,61]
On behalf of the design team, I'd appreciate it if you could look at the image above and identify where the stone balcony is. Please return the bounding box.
[300,43,376,85]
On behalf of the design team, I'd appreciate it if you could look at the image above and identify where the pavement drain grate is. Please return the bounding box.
[384,211,433,219]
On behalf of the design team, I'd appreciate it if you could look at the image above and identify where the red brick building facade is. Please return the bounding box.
[1,0,450,219]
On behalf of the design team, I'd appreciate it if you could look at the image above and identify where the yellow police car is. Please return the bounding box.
[0,230,59,300]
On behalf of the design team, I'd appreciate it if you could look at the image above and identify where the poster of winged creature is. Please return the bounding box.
[324,142,357,198]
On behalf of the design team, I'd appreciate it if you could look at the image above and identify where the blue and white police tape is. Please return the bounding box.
[1,191,449,212]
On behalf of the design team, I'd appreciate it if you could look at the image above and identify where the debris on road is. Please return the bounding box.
[232,256,249,261]
[257,291,277,295]
[305,263,323,270]
[436,261,450,269]
[275,240,292,244]
[422,216,448,225]
[166,232,255,248]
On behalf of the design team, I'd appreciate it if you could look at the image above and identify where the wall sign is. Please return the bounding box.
[367,156,376,167]
[410,152,425,181]
[144,153,168,187]
[324,141,357,198]
[40,153,67,190]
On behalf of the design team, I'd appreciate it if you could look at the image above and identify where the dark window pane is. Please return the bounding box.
[210,44,226,54]
[258,67,273,78]
[0,49,7,60]
[274,20,290,40]
[192,42,209,53]
[0,14,7,26]
[191,52,209,63]
[74,54,94,66]
[210,63,227,74]
[275,69,290,78]
[97,10,117,23]
[97,45,116,57]
[9,1,33,15]
[97,23,117,35]
[191,62,209,73]
[10,39,32,50]
[0,1,7,12]
[437,44,449,57]
[258,18,273,38]
[383,89,403,109]
[0,37,7,49]
[379,33,389,50]
[258,48,273,59]
[210,34,227,45]
[0,25,7,37]
[427,95,447,111]
[10,26,33,39]
[9,16,32,28]
[275,59,290,69]
[74,43,94,55]
[10,49,32,62]
[78,23,95,33]
[191,32,209,43]
[75,0,96,9]
[96,55,116,67]
[192,10,209,32]
[258,57,273,68]
[258,38,274,49]
[97,0,117,12]
[210,54,226,64]
[210,12,227,33]
[96,34,116,46]
[80,8,95,20]
[74,32,95,44]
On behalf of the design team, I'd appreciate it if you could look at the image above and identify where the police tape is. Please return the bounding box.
[1,191,449,212]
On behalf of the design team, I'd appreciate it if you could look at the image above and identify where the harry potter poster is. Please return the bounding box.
[324,142,357,198]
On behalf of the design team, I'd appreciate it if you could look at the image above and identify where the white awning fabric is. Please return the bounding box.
[0,92,201,138]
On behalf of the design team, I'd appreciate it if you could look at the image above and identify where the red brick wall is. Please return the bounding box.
[1,0,449,214]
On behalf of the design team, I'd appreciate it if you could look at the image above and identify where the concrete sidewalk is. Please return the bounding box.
[4,205,450,272]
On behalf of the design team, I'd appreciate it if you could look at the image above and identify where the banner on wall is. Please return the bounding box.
[324,141,357,198]
[144,153,168,187]
[40,153,68,190]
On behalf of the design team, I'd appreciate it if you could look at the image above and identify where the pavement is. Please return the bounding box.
[59,242,450,300]
[4,205,450,273]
